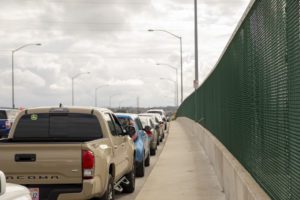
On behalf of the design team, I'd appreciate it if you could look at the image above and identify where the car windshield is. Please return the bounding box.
[118,117,132,127]
[13,113,103,141]
[139,116,150,127]
[117,116,142,131]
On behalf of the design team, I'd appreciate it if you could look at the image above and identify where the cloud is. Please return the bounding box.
[0,0,251,108]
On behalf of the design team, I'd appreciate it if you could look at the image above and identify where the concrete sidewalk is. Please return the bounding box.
[135,120,226,200]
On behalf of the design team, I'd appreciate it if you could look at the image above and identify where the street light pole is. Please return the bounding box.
[157,63,178,107]
[180,37,183,102]
[148,29,183,103]
[11,43,41,108]
[160,77,177,107]
[71,72,90,106]
[95,85,109,107]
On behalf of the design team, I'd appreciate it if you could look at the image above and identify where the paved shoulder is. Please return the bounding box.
[135,120,225,200]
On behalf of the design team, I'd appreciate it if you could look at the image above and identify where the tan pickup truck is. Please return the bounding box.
[0,107,136,200]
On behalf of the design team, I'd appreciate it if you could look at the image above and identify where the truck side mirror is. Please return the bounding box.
[125,126,136,137]
[0,171,6,196]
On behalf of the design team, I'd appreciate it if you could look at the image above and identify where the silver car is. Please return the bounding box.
[139,113,164,144]
[139,115,158,155]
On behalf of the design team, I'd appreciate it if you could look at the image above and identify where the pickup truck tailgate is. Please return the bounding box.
[0,143,82,184]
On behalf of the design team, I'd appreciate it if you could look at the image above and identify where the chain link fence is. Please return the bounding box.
[177,1,300,199]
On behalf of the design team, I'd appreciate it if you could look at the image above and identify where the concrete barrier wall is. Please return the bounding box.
[177,117,271,200]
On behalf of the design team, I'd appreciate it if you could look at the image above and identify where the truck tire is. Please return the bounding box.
[145,153,150,167]
[136,161,145,177]
[150,148,156,156]
[122,165,135,193]
[99,175,114,200]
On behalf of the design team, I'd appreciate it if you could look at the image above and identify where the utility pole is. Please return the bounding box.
[194,0,199,89]
[194,0,199,121]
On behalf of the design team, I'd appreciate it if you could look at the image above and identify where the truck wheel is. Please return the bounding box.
[145,153,150,167]
[150,148,156,156]
[122,165,135,193]
[99,175,114,200]
[135,161,145,177]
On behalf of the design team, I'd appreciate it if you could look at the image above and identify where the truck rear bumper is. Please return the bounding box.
[25,184,82,200]
[24,177,104,200]
[58,178,104,200]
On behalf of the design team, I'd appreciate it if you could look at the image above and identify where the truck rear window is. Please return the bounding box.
[14,113,103,141]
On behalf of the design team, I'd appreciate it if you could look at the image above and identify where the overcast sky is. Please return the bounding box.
[0,0,250,108]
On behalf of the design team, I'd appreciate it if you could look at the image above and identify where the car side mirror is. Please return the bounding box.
[125,126,136,137]
[144,125,151,132]
[0,171,6,196]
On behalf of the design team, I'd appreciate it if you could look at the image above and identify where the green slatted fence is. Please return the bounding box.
[177,0,300,199]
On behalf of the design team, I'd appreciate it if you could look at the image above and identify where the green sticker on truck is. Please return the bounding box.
[31,114,38,121]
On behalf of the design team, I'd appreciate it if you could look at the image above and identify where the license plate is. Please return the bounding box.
[29,188,39,200]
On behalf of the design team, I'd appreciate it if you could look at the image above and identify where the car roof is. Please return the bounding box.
[115,113,138,119]
[139,113,158,116]
[20,106,113,114]
[147,109,164,112]
[0,108,18,111]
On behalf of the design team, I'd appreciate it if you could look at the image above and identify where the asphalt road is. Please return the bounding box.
[115,130,169,200]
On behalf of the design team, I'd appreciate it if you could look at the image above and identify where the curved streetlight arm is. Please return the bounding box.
[11,43,41,108]
[148,29,181,39]
[96,84,109,90]
[156,63,177,71]
[149,28,183,103]
[13,43,42,53]
[72,72,90,79]
[160,77,176,83]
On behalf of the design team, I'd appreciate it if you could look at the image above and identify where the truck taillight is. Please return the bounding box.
[82,150,94,179]
[5,120,11,129]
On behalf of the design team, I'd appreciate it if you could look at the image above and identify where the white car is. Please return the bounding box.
[146,109,168,131]
[0,171,31,200]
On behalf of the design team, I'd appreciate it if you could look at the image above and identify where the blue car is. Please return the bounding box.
[116,113,150,177]
[0,109,19,138]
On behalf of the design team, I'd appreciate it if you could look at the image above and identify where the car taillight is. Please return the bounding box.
[82,150,94,179]
[5,120,11,129]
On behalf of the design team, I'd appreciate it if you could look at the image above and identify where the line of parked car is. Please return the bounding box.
[0,106,169,200]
